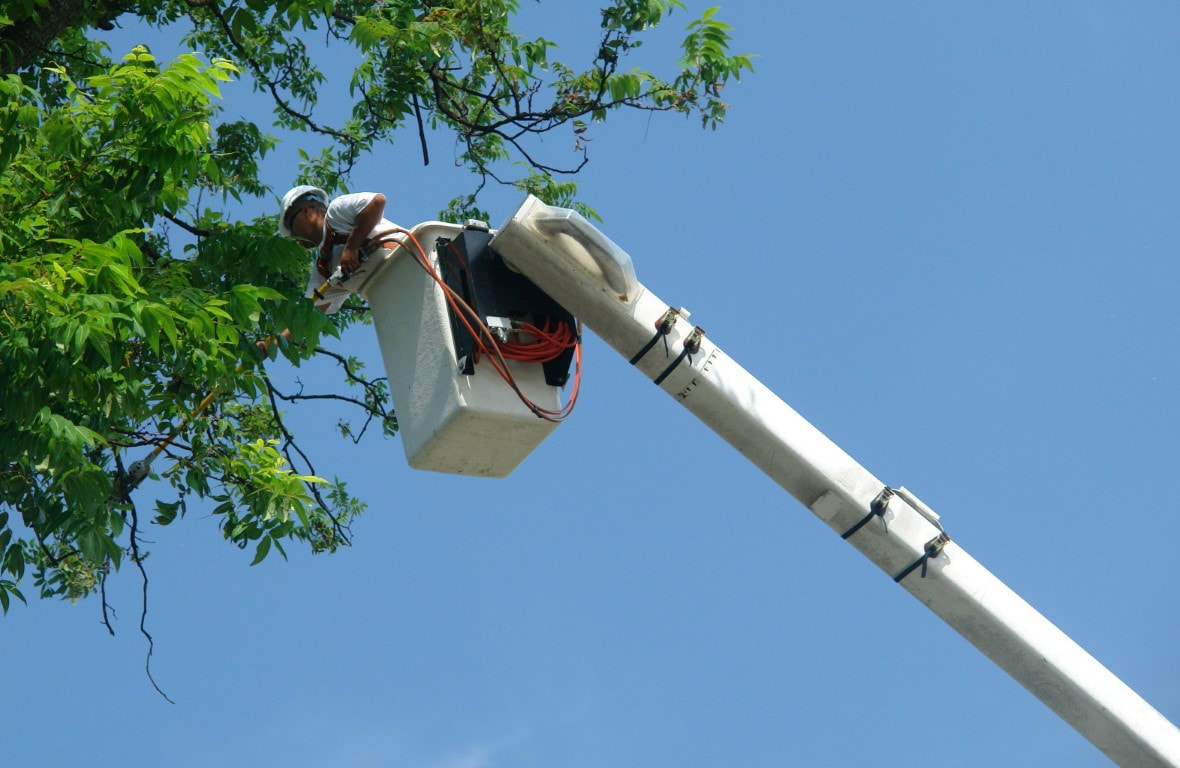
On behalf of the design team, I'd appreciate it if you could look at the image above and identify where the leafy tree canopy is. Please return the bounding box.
[0,0,751,632]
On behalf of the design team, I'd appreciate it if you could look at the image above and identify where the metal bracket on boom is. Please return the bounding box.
[895,486,944,533]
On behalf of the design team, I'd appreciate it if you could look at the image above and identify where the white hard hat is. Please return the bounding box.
[277,185,328,237]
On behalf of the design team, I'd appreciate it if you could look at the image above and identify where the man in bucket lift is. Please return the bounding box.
[261,186,404,351]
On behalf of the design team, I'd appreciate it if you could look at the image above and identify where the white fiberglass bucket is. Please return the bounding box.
[359,222,561,478]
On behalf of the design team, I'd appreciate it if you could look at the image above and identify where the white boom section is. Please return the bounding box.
[490,196,1180,768]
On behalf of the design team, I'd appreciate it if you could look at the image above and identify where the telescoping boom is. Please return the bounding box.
[483,196,1180,768]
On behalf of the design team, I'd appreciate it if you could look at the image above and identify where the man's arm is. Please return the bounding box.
[338,193,387,278]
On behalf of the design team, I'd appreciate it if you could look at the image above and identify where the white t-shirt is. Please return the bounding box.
[305,192,402,314]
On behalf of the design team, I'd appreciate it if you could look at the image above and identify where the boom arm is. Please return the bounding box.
[490,196,1180,768]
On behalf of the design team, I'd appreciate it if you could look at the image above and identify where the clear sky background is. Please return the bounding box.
[4,3,1180,767]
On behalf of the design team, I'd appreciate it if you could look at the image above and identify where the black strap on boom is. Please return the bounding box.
[841,487,894,539]
[629,308,679,365]
[653,327,705,386]
[894,533,952,583]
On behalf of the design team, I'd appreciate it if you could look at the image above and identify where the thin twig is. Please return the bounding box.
[99,568,116,637]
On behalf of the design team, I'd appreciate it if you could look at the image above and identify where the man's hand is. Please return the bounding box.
[339,245,361,278]
[256,328,294,356]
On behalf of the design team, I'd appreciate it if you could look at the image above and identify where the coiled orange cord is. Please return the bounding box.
[390,227,582,422]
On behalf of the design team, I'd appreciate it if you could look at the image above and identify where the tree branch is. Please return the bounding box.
[99,568,116,637]
[412,92,430,166]
[161,210,213,238]
[127,497,174,704]
[258,368,354,547]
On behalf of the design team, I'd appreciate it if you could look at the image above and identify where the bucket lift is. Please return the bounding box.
[359,219,576,477]
[362,196,1180,767]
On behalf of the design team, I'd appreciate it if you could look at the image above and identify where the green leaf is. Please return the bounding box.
[250,535,271,566]
[154,500,181,526]
[4,544,26,581]
[1,580,28,613]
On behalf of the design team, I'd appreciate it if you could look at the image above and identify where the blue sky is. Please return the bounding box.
[4,3,1180,766]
